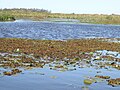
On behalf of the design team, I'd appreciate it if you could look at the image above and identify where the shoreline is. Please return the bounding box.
[1,9,120,25]
[2,18,120,26]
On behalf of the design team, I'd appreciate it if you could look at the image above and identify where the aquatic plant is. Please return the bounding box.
[107,78,120,87]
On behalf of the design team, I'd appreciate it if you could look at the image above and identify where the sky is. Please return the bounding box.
[0,0,120,14]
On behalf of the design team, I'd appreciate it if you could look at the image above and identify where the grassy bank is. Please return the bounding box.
[0,8,120,24]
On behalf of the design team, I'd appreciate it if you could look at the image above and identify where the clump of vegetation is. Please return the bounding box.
[3,69,22,76]
[107,78,120,87]
[0,15,15,21]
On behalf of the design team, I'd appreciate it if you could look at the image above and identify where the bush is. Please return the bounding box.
[0,15,15,21]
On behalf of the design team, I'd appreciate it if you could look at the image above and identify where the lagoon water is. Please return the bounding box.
[0,20,120,90]
[0,67,120,90]
[0,20,120,40]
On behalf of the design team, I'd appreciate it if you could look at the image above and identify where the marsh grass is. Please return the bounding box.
[1,9,120,24]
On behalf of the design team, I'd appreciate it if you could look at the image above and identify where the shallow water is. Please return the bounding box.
[0,20,120,40]
[0,67,120,90]
[0,20,120,90]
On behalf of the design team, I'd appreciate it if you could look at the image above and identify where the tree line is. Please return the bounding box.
[0,8,51,13]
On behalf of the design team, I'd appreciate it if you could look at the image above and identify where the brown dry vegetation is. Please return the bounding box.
[0,38,120,59]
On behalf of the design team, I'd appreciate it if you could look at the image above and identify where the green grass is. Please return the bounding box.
[0,14,15,21]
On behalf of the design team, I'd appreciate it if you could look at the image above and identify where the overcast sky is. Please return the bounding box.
[0,0,120,14]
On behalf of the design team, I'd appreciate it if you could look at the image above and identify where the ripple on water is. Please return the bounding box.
[0,21,120,40]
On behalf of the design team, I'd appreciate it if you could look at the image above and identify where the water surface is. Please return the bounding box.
[0,67,120,90]
[0,20,120,90]
[0,20,120,40]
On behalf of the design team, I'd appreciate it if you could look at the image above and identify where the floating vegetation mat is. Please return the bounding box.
[0,38,120,88]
